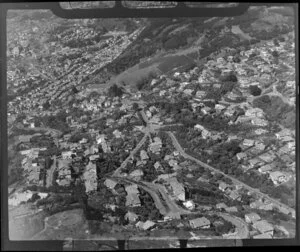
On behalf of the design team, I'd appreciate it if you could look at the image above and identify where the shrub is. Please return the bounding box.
[164,36,187,50]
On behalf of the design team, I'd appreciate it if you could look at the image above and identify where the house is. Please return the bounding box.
[253,220,274,235]
[245,213,261,224]
[228,190,241,201]
[259,203,274,211]
[248,158,263,168]
[18,135,32,143]
[195,90,206,98]
[125,184,141,207]
[258,152,274,163]
[189,217,211,229]
[281,154,293,164]
[140,150,149,161]
[253,233,272,239]
[254,142,266,151]
[269,171,288,185]
[216,203,228,210]
[129,169,144,180]
[251,118,268,127]
[242,139,255,147]
[124,211,139,223]
[62,151,73,159]
[219,182,229,192]
[168,177,185,201]
[236,152,247,161]
[258,164,273,174]
[201,106,212,115]
[215,104,226,113]
[136,220,156,230]
[275,129,292,139]
[104,178,118,190]
[79,138,88,144]
[9,190,33,206]
[281,135,294,143]
[183,200,195,210]
[142,220,156,230]
[225,206,238,213]
[288,141,295,150]
[89,155,98,161]
[255,128,268,135]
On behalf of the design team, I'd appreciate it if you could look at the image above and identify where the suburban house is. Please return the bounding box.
[62,151,73,159]
[168,177,185,201]
[269,171,288,185]
[125,184,141,207]
[236,152,247,161]
[253,220,274,236]
[125,211,139,223]
[242,139,255,147]
[189,217,211,229]
[104,178,118,190]
[219,182,229,192]
[216,202,228,210]
[245,213,261,224]
[258,164,273,174]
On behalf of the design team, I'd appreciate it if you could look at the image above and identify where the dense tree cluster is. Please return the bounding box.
[108,84,124,97]
[249,85,262,96]
[40,110,70,134]
[132,188,162,221]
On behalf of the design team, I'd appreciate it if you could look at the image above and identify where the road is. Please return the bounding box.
[46,156,57,188]
[113,177,249,238]
[166,131,295,217]
[112,133,149,177]
[15,124,62,138]
[215,212,249,239]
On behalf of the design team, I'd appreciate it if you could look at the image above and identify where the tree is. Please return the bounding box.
[272,50,279,58]
[220,72,238,83]
[132,102,139,111]
[43,101,51,110]
[249,85,262,96]
[273,38,280,46]
[108,84,124,97]
[72,86,79,94]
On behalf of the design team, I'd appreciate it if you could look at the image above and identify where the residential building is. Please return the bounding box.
[125,211,139,223]
[258,152,274,163]
[236,152,247,161]
[228,190,241,201]
[248,158,263,168]
[242,139,255,147]
[125,184,141,207]
[219,182,229,192]
[104,178,118,190]
[168,177,185,201]
[253,220,274,236]
[62,151,73,159]
[225,206,238,213]
[269,171,288,185]
[253,233,272,239]
[258,164,273,174]
[216,203,228,210]
[245,213,261,224]
[189,217,211,229]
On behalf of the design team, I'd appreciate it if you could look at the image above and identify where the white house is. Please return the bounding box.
[62,151,73,159]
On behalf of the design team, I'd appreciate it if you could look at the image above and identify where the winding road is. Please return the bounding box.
[113,177,249,238]
[166,131,295,217]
